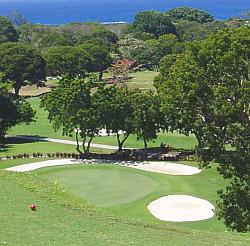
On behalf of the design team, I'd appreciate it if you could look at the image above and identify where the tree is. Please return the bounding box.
[0,16,19,43]
[0,80,35,141]
[166,7,214,23]
[146,34,179,67]
[41,77,101,154]
[80,43,112,80]
[156,27,250,232]
[93,85,134,151]
[118,35,150,65]
[45,43,112,80]
[0,42,46,96]
[108,59,137,83]
[18,24,75,51]
[175,20,226,42]
[45,46,73,77]
[131,90,162,149]
[91,30,119,44]
[131,11,176,37]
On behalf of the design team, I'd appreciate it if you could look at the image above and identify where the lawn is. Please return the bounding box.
[103,70,158,91]
[127,70,158,91]
[1,164,249,245]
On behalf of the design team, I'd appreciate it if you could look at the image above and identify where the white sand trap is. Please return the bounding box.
[5,159,78,172]
[148,195,215,222]
[131,162,201,175]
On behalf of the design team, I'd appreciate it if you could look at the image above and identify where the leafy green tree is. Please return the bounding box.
[0,42,46,96]
[166,7,214,23]
[156,27,250,232]
[92,30,118,44]
[0,16,19,43]
[146,34,179,67]
[45,46,72,77]
[0,81,35,141]
[118,35,150,65]
[80,43,112,80]
[131,90,162,149]
[93,85,134,151]
[131,11,176,37]
[127,31,155,41]
[45,43,112,80]
[18,24,75,51]
[175,20,226,42]
[41,77,101,154]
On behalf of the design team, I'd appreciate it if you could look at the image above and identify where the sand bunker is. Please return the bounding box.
[131,162,201,175]
[148,195,215,222]
[6,160,201,175]
[5,159,78,172]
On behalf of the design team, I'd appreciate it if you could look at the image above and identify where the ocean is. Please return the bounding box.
[0,0,249,25]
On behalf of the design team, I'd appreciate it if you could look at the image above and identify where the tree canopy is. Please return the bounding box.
[166,7,214,23]
[45,43,112,79]
[0,42,46,96]
[41,77,100,154]
[0,79,35,141]
[0,16,19,43]
[131,90,162,149]
[155,27,250,232]
[92,85,135,151]
[131,11,176,37]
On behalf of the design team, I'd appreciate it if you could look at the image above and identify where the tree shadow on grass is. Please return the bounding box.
[0,135,50,156]
[5,135,48,144]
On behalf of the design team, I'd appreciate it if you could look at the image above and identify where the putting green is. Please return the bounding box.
[39,165,158,207]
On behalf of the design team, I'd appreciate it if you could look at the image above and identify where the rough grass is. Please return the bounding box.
[1,169,249,245]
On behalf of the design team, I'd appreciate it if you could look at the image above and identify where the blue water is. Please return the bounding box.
[0,0,249,24]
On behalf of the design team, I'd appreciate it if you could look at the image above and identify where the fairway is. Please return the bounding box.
[39,165,158,207]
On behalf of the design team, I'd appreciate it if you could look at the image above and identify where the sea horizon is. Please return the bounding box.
[0,0,249,25]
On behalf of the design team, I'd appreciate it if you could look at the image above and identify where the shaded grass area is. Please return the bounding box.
[9,97,197,150]
[0,141,114,158]
[1,170,248,245]
[37,163,235,233]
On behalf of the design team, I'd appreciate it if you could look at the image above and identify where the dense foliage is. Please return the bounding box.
[155,27,250,232]
[45,43,112,79]
[0,16,19,43]
[166,7,214,23]
[0,82,35,141]
[0,42,46,96]
[131,11,176,37]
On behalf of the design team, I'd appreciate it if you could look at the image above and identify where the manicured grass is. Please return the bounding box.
[127,71,158,91]
[1,170,248,245]
[103,70,158,91]
[40,166,158,207]
[9,97,197,150]
[37,162,230,232]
